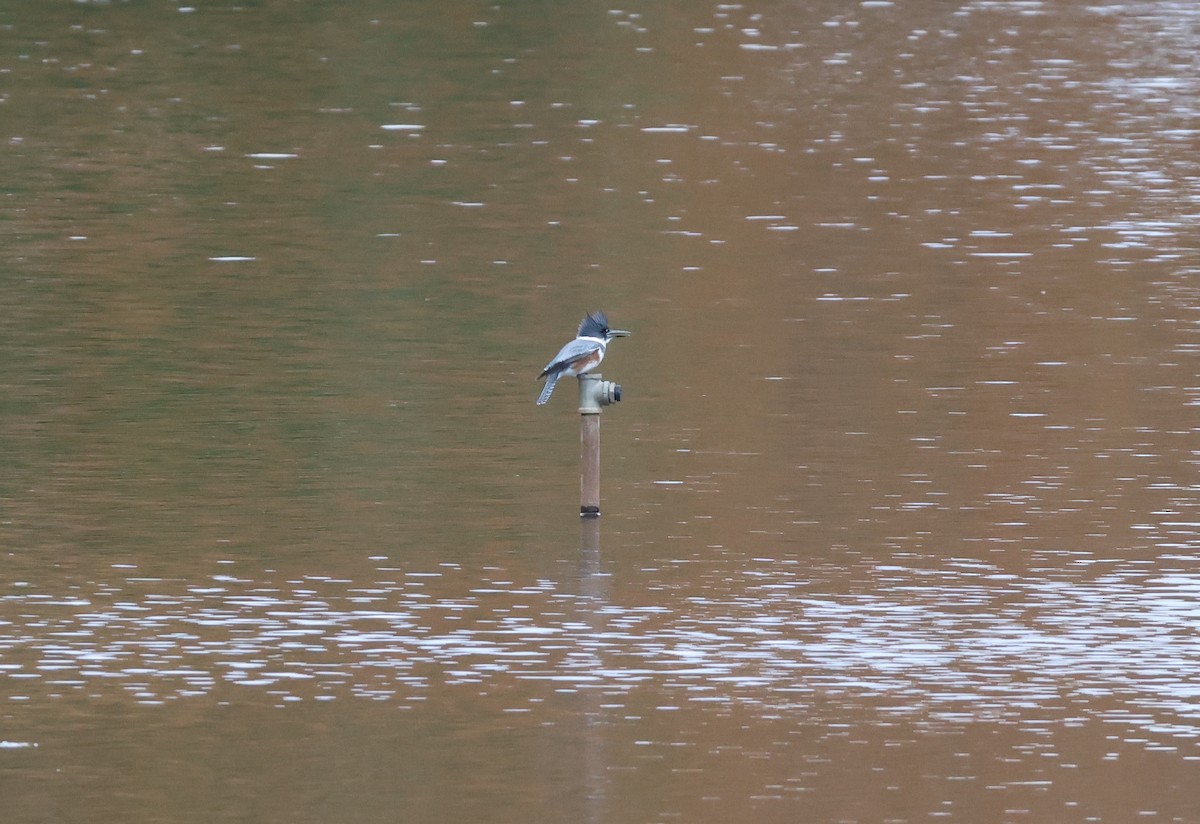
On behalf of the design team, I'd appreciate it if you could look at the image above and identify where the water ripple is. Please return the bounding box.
[3,558,1197,748]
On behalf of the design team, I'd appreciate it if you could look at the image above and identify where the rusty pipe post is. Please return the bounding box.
[580,414,601,517]
[578,374,621,518]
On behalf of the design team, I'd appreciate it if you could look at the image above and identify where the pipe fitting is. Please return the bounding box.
[578,373,622,414]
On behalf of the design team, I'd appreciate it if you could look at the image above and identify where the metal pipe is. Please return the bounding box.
[577,374,621,517]
[580,413,601,518]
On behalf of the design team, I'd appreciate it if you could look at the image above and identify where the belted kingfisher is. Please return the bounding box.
[537,311,630,405]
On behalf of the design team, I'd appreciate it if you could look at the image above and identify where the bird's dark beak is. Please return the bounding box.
[609,329,631,338]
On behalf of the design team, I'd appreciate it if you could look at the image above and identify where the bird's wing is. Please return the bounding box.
[539,339,603,377]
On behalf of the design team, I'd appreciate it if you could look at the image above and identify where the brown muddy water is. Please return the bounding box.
[1,1,1198,822]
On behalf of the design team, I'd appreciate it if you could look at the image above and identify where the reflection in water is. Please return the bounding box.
[3,553,1197,748]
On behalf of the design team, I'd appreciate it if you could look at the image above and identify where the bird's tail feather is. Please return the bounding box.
[536,373,559,405]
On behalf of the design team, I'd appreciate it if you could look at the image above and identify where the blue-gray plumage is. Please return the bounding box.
[536,311,630,405]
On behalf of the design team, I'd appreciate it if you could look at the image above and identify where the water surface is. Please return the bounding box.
[2,1,1198,822]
